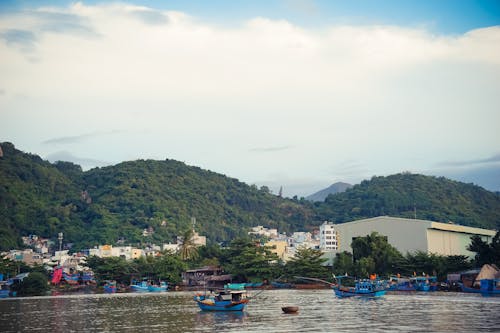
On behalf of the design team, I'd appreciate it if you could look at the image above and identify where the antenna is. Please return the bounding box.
[191,217,196,231]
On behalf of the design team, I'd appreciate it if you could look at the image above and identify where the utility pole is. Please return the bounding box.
[58,232,63,252]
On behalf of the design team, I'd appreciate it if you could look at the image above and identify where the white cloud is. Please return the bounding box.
[1,3,499,196]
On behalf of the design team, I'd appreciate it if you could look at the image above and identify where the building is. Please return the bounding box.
[334,216,496,257]
[182,266,231,288]
[248,226,278,239]
[265,240,288,261]
[319,221,338,250]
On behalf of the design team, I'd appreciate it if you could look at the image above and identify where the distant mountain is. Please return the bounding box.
[306,182,353,202]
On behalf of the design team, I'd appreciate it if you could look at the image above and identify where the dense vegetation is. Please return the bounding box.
[0,142,311,251]
[1,142,499,252]
[313,173,500,230]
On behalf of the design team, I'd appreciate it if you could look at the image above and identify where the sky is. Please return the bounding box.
[1,0,499,197]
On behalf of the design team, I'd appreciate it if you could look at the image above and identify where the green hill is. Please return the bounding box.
[312,172,500,230]
[0,142,312,251]
[1,142,499,252]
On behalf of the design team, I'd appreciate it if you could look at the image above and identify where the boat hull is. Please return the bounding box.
[196,300,247,311]
[334,288,386,298]
[130,285,149,292]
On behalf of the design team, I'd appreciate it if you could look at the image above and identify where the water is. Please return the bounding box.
[1,290,499,332]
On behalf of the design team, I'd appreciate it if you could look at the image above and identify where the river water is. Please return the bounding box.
[1,289,499,332]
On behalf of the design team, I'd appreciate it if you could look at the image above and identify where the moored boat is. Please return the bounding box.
[104,281,117,293]
[333,276,386,298]
[460,279,500,296]
[387,276,416,292]
[194,285,250,312]
[148,281,168,292]
[130,280,150,292]
[410,276,437,291]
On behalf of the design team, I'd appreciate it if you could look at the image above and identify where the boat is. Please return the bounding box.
[282,306,299,313]
[244,282,264,288]
[460,279,500,296]
[333,276,386,298]
[387,276,416,292]
[148,281,168,292]
[130,280,150,292]
[104,281,117,293]
[410,276,437,291]
[271,281,294,289]
[194,288,249,311]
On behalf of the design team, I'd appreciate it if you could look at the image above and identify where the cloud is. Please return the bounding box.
[0,29,37,51]
[0,3,499,197]
[129,8,169,25]
[42,131,123,145]
[437,153,500,167]
[45,150,109,170]
[249,146,293,153]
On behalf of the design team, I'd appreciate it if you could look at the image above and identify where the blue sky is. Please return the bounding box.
[2,0,499,33]
[1,0,499,196]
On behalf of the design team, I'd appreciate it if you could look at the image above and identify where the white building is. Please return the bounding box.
[248,226,278,239]
[319,221,338,250]
[334,216,496,257]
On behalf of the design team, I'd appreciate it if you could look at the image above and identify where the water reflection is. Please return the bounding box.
[0,290,499,332]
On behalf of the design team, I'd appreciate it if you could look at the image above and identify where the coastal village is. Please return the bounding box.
[2,216,498,297]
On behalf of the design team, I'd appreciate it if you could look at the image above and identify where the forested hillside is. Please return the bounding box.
[0,142,312,251]
[312,173,500,230]
[1,142,499,252]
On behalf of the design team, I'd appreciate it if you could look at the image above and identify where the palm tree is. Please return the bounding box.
[179,228,199,261]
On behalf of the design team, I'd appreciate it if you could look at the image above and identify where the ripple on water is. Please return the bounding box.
[0,290,499,332]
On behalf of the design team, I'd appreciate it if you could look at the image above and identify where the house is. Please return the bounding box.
[182,266,231,288]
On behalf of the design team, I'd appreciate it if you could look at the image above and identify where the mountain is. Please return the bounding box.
[312,173,500,230]
[1,142,500,252]
[0,142,313,251]
[306,182,353,202]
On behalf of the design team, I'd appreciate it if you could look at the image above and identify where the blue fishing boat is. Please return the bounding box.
[104,281,117,293]
[148,281,168,292]
[333,276,386,298]
[194,288,249,311]
[410,276,437,291]
[387,276,415,292]
[244,282,264,288]
[460,279,500,296]
[130,280,150,292]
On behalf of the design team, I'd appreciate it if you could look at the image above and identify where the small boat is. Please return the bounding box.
[333,276,386,298]
[387,276,416,292]
[410,276,437,291]
[130,280,150,292]
[104,281,117,293]
[460,279,500,296]
[194,288,249,311]
[271,281,294,289]
[148,281,168,292]
[282,306,299,313]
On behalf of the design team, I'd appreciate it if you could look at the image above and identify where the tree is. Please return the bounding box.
[284,247,330,280]
[222,238,281,282]
[333,251,354,276]
[86,256,132,284]
[12,272,49,296]
[179,228,199,261]
[468,231,500,267]
[351,232,403,276]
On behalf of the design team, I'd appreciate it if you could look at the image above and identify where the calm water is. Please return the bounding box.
[1,290,499,332]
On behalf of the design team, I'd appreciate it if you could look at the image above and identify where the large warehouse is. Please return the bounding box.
[333,216,497,257]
